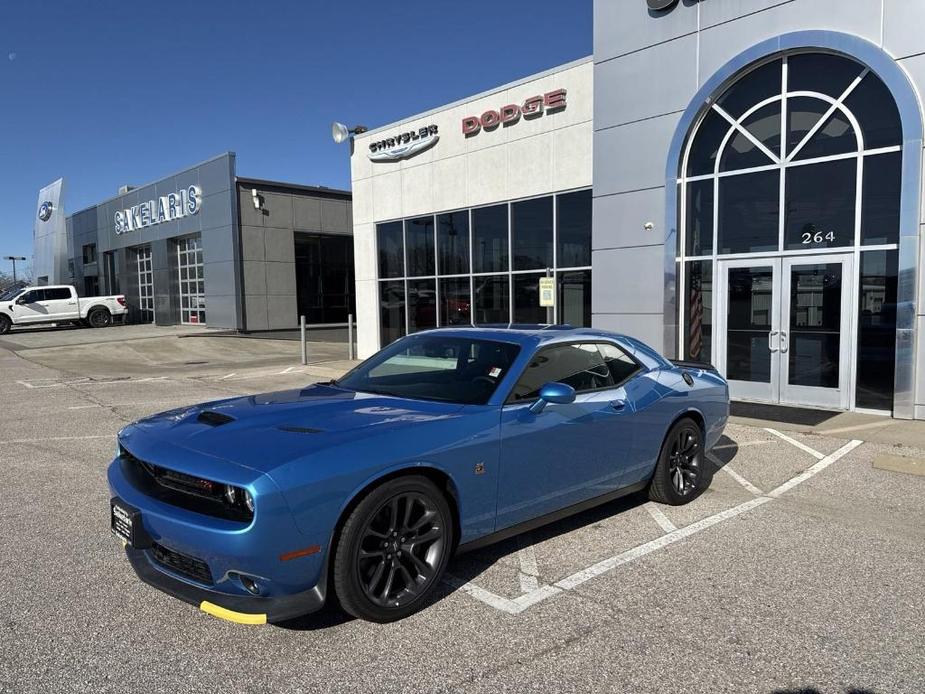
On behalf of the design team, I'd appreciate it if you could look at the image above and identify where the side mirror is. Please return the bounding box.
[15,297,26,305]
[528,381,576,415]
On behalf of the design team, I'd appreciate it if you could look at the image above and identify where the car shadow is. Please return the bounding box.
[278,435,743,631]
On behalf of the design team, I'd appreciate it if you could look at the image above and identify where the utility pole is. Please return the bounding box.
[4,256,26,284]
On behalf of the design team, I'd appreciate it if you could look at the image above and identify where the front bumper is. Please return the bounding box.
[125,545,325,623]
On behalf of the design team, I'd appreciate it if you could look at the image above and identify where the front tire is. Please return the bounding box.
[0,315,10,335]
[87,308,112,328]
[648,417,706,505]
[333,476,453,623]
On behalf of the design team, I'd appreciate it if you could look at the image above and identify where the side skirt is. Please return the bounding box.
[455,480,649,555]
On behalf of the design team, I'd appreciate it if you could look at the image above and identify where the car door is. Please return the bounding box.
[495,341,643,530]
[41,287,79,320]
[12,289,47,324]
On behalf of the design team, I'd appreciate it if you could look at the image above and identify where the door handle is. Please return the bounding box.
[768,330,779,353]
[609,400,626,412]
[780,331,789,353]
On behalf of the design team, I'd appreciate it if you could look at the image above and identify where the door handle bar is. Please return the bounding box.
[780,330,789,353]
[768,330,779,353]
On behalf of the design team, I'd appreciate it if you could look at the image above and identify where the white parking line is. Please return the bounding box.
[766,439,863,498]
[765,428,825,460]
[644,502,677,533]
[707,452,764,496]
[220,373,237,380]
[449,432,864,615]
[516,536,540,593]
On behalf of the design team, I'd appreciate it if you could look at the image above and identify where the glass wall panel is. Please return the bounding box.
[684,261,712,364]
[557,190,592,267]
[513,273,547,324]
[472,204,508,273]
[558,270,591,327]
[512,197,553,270]
[788,263,842,388]
[405,216,435,277]
[473,274,509,324]
[686,180,714,256]
[687,109,728,176]
[377,222,404,278]
[843,75,902,149]
[716,59,781,120]
[786,96,828,157]
[717,170,780,254]
[439,277,471,326]
[856,250,897,410]
[861,152,901,246]
[407,279,436,334]
[379,280,406,345]
[792,110,856,160]
[785,159,856,250]
[437,211,469,275]
[787,53,862,99]
[720,102,780,171]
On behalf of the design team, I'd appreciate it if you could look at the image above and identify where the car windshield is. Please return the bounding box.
[336,335,521,405]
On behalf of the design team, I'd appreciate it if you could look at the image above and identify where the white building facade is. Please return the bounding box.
[350,58,593,359]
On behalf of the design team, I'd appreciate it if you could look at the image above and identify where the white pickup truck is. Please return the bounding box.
[0,284,127,335]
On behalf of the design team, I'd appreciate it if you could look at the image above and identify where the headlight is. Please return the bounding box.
[223,484,237,505]
[244,490,255,513]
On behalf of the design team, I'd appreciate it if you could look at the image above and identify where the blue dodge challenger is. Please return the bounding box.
[108,326,728,623]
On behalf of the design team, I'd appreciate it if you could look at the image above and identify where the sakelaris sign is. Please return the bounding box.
[462,89,567,137]
[114,185,201,235]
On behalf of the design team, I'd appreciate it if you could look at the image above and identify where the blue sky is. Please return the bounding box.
[0,1,591,275]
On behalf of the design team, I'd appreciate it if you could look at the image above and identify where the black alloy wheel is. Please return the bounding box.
[648,417,705,505]
[334,476,453,622]
[88,309,112,328]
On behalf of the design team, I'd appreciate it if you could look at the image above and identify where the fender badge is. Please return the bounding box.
[474,462,485,475]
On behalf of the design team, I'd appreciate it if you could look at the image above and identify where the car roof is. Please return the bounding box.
[418,324,624,345]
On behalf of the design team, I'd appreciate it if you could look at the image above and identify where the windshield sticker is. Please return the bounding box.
[488,367,502,378]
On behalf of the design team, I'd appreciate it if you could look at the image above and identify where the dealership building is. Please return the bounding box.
[33,152,354,331]
[348,0,925,419]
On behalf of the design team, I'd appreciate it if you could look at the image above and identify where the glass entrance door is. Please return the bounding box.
[717,254,854,409]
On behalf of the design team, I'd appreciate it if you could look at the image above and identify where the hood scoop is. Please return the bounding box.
[197,411,235,427]
[278,425,324,434]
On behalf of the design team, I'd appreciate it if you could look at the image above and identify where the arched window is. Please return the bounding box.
[677,52,902,411]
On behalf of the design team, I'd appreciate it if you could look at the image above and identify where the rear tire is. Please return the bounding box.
[648,417,706,505]
[333,476,453,623]
[0,315,10,335]
[87,308,112,328]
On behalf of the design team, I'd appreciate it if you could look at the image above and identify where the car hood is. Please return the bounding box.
[121,383,466,473]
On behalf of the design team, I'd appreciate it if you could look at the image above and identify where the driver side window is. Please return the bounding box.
[21,290,44,303]
[509,342,614,402]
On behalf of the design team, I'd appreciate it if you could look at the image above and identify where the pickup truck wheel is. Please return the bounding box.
[0,315,10,335]
[333,476,453,623]
[87,308,112,328]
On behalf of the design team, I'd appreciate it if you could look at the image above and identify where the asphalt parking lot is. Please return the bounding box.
[1,327,923,693]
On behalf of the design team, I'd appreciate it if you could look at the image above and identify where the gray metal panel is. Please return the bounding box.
[592,246,665,314]
[265,262,296,295]
[201,226,236,264]
[262,193,293,230]
[594,33,697,130]
[239,189,266,227]
[884,0,925,60]
[241,226,266,261]
[293,197,322,231]
[699,0,792,30]
[198,156,234,198]
[199,191,234,232]
[242,261,267,295]
[321,199,350,234]
[203,294,239,330]
[594,113,681,196]
[245,294,269,331]
[593,188,667,251]
[594,1,696,63]
[202,260,239,329]
[592,312,664,348]
[265,228,295,263]
[267,294,297,329]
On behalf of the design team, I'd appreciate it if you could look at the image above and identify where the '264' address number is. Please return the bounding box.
[802,230,835,244]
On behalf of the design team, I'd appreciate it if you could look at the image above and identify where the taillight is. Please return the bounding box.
[116,297,126,306]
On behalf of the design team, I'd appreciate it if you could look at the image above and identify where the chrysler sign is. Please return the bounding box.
[368,125,439,162]
[114,185,201,235]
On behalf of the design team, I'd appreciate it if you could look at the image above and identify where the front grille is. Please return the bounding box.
[119,446,253,523]
[151,542,213,584]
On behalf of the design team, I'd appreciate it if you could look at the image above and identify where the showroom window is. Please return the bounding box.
[375,189,592,346]
[676,52,902,411]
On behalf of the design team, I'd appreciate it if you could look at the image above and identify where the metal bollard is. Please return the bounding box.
[347,314,354,360]
[300,315,307,365]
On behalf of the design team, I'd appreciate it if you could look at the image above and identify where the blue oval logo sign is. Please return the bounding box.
[38,200,53,221]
